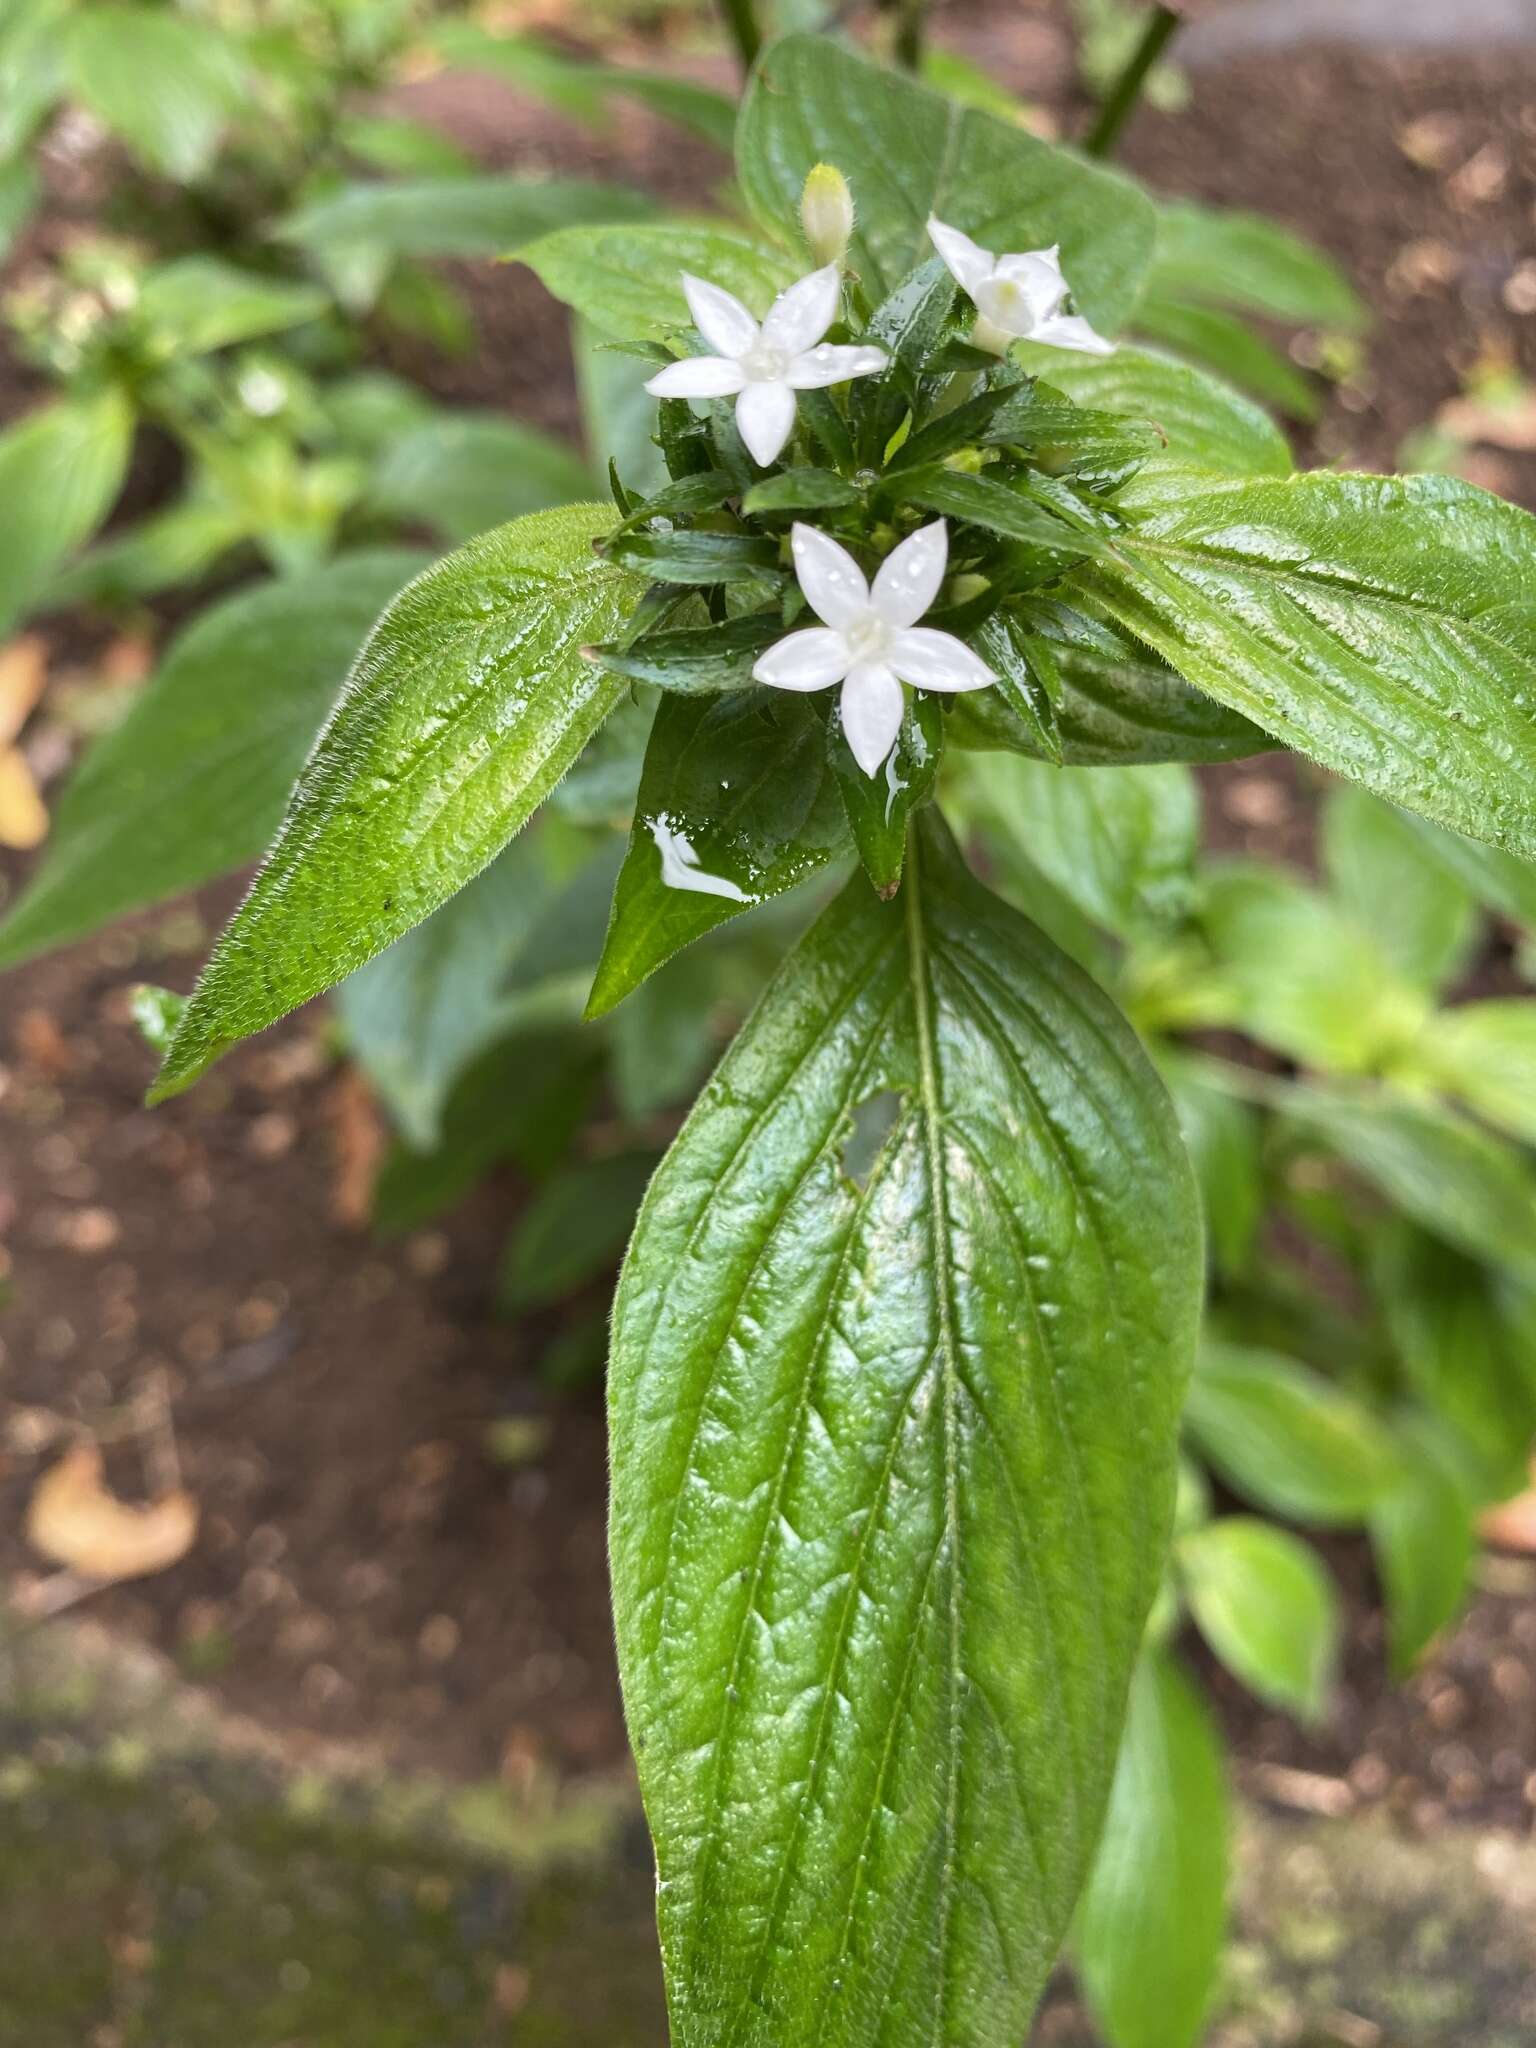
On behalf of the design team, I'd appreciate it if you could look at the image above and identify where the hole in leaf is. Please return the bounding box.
[839,1088,904,1192]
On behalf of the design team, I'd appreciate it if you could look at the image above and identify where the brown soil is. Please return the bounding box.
[3,15,1536,1818]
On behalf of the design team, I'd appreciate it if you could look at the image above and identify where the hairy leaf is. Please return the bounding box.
[150,506,643,1100]
[610,815,1201,2048]
[1084,471,1536,859]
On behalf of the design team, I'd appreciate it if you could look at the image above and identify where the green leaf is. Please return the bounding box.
[278,176,651,261]
[970,610,1061,761]
[574,317,667,499]
[1321,785,1476,994]
[963,755,1197,941]
[1148,201,1366,332]
[367,412,591,543]
[64,5,245,181]
[47,497,248,610]
[850,257,957,464]
[520,222,795,342]
[0,0,65,163]
[339,112,477,180]
[899,465,1098,556]
[1162,1052,1263,1278]
[610,814,1201,2048]
[1416,1000,1536,1146]
[130,985,187,1057]
[1179,1518,1339,1722]
[1372,1226,1536,1495]
[499,1149,658,1313]
[603,528,780,584]
[0,156,37,265]
[1187,1341,1402,1525]
[950,599,1268,766]
[1083,470,1536,860]
[1012,344,1291,476]
[150,506,644,1102]
[1075,1652,1229,2048]
[1285,1085,1536,1284]
[741,468,861,516]
[585,688,847,1016]
[372,1028,601,1236]
[737,34,1155,328]
[1131,293,1321,422]
[590,612,781,695]
[135,258,328,356]
[592,69,737,152]
[611,949,732,1121]
[830,689,943,897]
[0,550,427,971]
[0,390,133,638]
[1198,863,1426,1071]
[334,834,559,1150]
[1371,1409,1477,1677]
[1398,810,1536,936]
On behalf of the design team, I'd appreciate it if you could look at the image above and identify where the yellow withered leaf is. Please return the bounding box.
[25,1443,198,1582]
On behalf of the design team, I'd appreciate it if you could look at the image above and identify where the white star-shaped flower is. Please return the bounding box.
[927,217,1114,359]
[644,266,887,468]
[752,520,994,777]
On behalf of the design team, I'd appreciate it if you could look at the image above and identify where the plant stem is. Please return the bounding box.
[1083,4,1181,160]
[716,0,761,78]
[893,0,926,73]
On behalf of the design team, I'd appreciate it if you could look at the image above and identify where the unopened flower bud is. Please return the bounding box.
[800,163,854,270]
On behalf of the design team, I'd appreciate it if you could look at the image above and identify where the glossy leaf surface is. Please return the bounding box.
[1085,471,1536,858]
[585,688,847,1017]
[610,817,1201,2048]
[152,507,642,1100]
[1012,344,1291,477]
[520,223,795,342]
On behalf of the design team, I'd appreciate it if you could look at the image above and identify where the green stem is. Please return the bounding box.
[1082,4,1181,160]
[716,0,761,77]
[893,0,926,73]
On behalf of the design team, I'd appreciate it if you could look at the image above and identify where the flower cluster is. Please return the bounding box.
[633,195,1115,777]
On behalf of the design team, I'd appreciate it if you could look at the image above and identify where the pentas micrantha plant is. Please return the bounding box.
[130,33,1536,2048]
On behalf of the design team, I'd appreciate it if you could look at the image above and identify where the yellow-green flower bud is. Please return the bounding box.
[800,163,854,270]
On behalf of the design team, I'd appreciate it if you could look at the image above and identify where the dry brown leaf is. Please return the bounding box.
[25,1443,198,1582]
[0,747,48,849]
[327,1065,386,1229]
[0,635,46,746]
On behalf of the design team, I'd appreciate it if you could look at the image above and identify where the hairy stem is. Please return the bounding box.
[1083,4,1182,160]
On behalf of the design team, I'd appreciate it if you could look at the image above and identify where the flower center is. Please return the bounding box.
[740,339,790,382]
[843,610,891,662]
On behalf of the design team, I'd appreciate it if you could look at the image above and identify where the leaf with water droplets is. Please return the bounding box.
[151,505,645,1101]
[1081,470,1536,858]
[610,813,1202,2048]
[585,687,848,1017]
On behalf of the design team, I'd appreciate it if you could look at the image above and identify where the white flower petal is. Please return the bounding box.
[839,663,905,777]
[752,626,849,693]
[785,343,888,390]
[680,272,759,358]
[790,523,869,629]
[760,264,840,355]
[993,248,1070,324]
[645,355,746,399]
[1031,309,1116,357]
[871,519,948,629]
[927,217,995,297]
[734,380,798,466]
[890,625,995,693]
